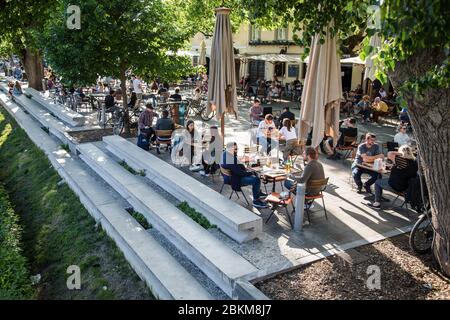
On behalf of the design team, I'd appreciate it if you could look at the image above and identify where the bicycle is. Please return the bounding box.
[410,205,434,254]
[97,103,125,135]
[184,98,215,121]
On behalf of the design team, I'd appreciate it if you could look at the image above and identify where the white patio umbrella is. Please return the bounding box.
[364,34,381,81]
[299,25,342,148]
[199,39,207,66]
[207,7,238,138]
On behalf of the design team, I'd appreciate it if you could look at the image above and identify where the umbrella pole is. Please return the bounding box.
[221,111,225,142]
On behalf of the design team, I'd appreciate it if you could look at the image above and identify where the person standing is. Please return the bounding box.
[138,103,158,140]
[132,74,143,107]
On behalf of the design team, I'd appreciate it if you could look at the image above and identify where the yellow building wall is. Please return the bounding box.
[190,24,305,84]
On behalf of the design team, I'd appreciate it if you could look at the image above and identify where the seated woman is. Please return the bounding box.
[279,118,302,162]
[221,142,268,208]
[249,98,263,126]
[366,145,418,210]
[266,82,279,104]
[12,81,23,95]
[199,125,222,177]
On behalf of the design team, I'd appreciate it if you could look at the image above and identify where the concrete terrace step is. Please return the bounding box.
[0,93,212,300]
[103,135,263,243]
[77,143,259,297]
[25,87,85,127]
[0,84,76,150]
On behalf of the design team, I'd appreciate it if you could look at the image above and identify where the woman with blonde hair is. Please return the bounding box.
[366,144,418,210]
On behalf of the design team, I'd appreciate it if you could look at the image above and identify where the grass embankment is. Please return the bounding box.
[0,184,34,299]
[0,107,153,299]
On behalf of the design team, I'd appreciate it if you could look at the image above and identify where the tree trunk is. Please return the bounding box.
[21,48,44,91]
[389,47,450,277]
[119,66,130,134]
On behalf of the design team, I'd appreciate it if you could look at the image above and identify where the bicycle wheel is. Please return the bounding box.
[409,214,434,254]
[200,106,215,121]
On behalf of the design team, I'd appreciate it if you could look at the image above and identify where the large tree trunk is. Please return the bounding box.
[389,47,450,277]
[119,65,130,134]
[21,48,44,91]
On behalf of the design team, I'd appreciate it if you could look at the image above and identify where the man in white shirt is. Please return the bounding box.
[257,114,278,155]
[132,74,143,107]
[394,125,411,146]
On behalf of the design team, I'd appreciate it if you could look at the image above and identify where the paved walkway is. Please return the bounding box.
[153,96,416,278]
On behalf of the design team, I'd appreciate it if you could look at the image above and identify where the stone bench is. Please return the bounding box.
[77,143,259,297]
[103,135,263,243]
[25,87,85,127]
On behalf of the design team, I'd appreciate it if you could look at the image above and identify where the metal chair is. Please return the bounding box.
[264,192,294,228]
[219,167,250,206]
[155,129,173,154]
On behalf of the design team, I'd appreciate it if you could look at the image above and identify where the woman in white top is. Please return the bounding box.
[394,125,411,146]
[279,118,302,161]
[257,114,277,155]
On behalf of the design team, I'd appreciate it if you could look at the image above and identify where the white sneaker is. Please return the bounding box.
[189,164,202,172]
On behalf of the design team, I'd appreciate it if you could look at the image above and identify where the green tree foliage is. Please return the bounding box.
[42,0,189,87]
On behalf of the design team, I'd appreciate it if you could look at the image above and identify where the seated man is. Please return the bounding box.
[277,107,295,129]
[249,98,263,126]
[366,145,418,209]
[352,132,384,194]
[138,103,159,141]
[284,147,325,195]
[372,97,389,123]
[257,114,278,155]
[221,142,268,208]
[326,118,358,160]
[169,87,182,101]
[155,110,175,131]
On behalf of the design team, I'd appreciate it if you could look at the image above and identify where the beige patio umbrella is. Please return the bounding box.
[207,7,238,138]
[299,25,342,148]
[199,39,207,66]
[364,34,381,81]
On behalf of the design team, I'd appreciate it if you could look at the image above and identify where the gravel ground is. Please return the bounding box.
[257,234,450,300]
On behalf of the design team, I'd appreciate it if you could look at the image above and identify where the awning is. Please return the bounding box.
[245,54,303,63]
[340,56,365,65]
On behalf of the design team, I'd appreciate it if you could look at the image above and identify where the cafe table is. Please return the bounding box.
[249,165,302,193]
[356,161,391,175]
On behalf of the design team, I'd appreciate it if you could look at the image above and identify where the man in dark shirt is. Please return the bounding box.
[221,142,268,208]
[170,87,182,101]
[155,110,175,131]
[278,107,295,129]
[104,89,116,110]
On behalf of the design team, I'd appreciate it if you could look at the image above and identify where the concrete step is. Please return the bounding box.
[0,84,77,151]
[103,135,263,243]
[0,93,212,300]
[77,143,259,297]
[25,87,85,127]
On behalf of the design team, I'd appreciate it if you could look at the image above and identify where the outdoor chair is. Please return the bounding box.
[155,129,172,154]
[335,136,358,160]
[304,178,329,224]
[264,192,294,228]
[219,167,250,206]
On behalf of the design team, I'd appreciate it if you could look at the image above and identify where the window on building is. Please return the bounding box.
[276,28,288,40]
[192,56,198,67]
[250,25,262,41]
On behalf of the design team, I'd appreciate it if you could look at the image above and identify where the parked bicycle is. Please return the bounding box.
[184,97,215,121]
[410,205,434,254]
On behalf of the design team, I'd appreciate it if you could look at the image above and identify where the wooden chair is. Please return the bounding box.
[219,167,250,206]
[155,129,172,154]
[335,136,358,160]
[264,192,294,228]
[304,178,329,224]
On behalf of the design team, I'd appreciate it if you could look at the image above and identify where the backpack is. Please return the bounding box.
[137,133,150,151]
